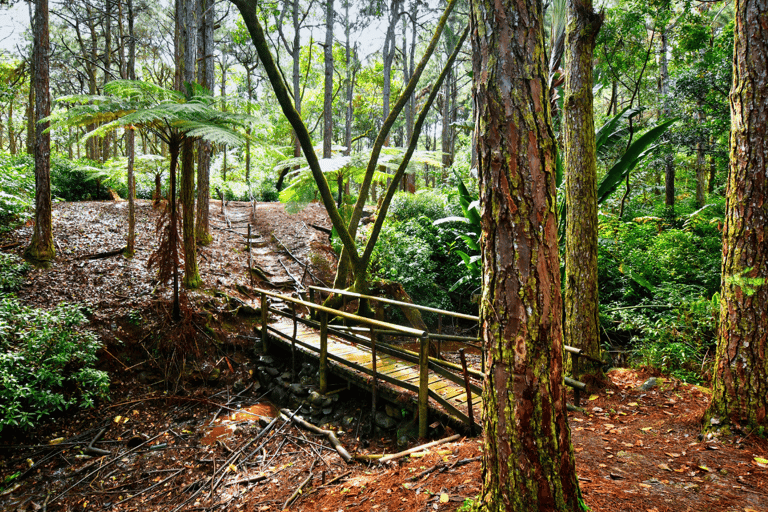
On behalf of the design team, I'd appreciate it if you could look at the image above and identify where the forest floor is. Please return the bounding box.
[1,199,767,512]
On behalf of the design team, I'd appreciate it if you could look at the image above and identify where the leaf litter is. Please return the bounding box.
[0,200,766,511]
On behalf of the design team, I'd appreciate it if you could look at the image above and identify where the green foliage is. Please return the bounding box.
[598,210,722,382]
[0,253,29,292]
[368,191,473,319]
[0,153,34,226]
[0,254,108,431]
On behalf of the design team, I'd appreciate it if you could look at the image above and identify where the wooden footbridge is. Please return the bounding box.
[253,286,588,438]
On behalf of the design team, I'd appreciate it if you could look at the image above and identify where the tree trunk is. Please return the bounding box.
[195,0,214,245]
[25,0,55,265]
[563,0,603,380]
[470,0,582,508]
[179,0,201,288]
[660,26,675,212]
[323,0,334,159]
[705,0,768,432]
[125,0,136,257]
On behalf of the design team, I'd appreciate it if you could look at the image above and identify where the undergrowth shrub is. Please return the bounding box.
[0,153,34,227]
[368,191,475,322]
[0,253,108,431]
[598,212,722,382]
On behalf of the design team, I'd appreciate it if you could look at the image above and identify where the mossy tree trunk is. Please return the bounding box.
[704,0,768,432]
[470,0,583,509]
[25,0,55,266]
[563,0,603,381]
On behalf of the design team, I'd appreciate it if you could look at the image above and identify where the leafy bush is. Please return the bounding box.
[0,153,34,226]
[368,191,476,320]
[598,212,722,382]
[0,253,109,431]
[0,253,29,292]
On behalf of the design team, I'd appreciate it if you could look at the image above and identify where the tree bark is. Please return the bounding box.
[563,0,603,380]
[180,0,201,288]
[660,26,675,212]
[705,0,768,432]
[323,0,334,159]
[25,0,55,265]
[125,0,136,257]
[470,0,582,508]
[195,0,214,245]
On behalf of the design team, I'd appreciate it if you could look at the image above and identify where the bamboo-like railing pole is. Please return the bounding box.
[419,334,430,438]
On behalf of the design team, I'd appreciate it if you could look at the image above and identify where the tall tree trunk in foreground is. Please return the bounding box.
[704,0,768,432]
[660,26,675,213]
[470,0,583,509]
[196,0,214,245]
[563,0,603,380]
[180,0,201,288]
[25,0,55,265]
[125,0,137,257]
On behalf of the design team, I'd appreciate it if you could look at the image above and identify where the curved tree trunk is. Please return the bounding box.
[705,0,768,432]
[470,0,582,509]
[563,0,603,380]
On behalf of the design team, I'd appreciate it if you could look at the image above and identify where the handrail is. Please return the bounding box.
[308,285,480,322]
[254,287,426,338]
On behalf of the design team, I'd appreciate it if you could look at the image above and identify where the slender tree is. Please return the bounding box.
[179,0,201,288]
[125,0,137,257]
[25,0,55,265]
[195,0,215,245]
[563,0,603,379]
[322,0,333,159]
[470,0,583,508]
[704,0,768,432]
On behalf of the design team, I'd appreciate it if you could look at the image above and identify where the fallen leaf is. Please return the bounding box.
[439,493,450,503]
[698,466,711,472]
[665,452,680,458]
[659,463,672,471]
[628,402,638,407]
[640,427,653,432]
[588,395,599,401]
[754,457,768,465]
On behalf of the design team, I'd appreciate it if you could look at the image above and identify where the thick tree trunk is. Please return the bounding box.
[125,0,136,257]
[563,0,603,380]
[195,0,214,245]
[705,0,768,432]
[25,0,55,265]
[179,0,201,288]
[470,0,582,509]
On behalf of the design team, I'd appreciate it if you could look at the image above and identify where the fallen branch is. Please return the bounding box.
[354,434,461,463]
[84,427,111,456]
[273,235,329,288]
[283,459,316,509]
[75,246,125,260]
[280,408,351,463]
[300,470,351,498]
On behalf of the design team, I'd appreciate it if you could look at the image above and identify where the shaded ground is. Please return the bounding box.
[1,199,767,512]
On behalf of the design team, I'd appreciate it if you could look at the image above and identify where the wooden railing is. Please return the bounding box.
[255,286,589,438]
[307,286,589,403]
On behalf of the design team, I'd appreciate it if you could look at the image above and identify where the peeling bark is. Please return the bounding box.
[706,0,768,431]
[470,0,582,509]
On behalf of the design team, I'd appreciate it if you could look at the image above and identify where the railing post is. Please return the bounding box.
[309,287,315,305]
[319,311,328,394]
[459,348,475,436]
[260,292,269,354]
[247,224,253,286]
[437,315,443,360]
[418,334,430,438]
[370,326,377,436]
[573,353,581,406]
[291,303,298,382]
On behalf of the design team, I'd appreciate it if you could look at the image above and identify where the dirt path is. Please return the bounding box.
[1,200,767,512]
